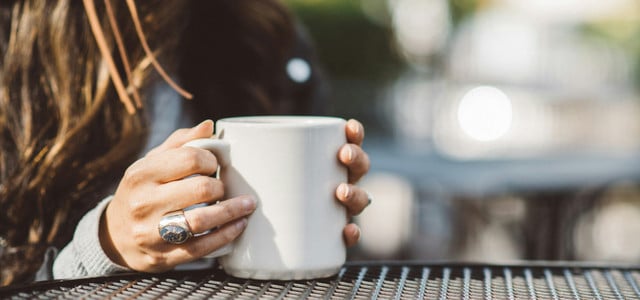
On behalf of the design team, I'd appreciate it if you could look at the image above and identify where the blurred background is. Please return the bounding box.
[284,0,640,263]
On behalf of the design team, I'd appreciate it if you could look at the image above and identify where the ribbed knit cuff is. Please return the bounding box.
[53,196,130,279]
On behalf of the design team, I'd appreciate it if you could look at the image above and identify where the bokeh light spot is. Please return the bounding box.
[457,86,513,141]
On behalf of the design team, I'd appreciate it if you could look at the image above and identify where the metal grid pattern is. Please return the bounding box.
[3,262,640,299]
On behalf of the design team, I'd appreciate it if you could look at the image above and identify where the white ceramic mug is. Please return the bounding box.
[184,116,348,280]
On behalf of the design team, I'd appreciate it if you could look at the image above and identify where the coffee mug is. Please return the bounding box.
[184,116,348,280]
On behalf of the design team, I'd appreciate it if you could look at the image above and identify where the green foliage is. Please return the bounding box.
[285,0,402,80]
[581,21,640,89]
[448,0,478,26]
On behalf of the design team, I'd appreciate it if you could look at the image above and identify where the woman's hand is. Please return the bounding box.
[336,119,371,247]
[99,120,256,273]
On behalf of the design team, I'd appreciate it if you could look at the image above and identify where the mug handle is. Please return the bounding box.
[183,138,235,258]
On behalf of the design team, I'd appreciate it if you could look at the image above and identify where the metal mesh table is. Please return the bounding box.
[3,261,640,299]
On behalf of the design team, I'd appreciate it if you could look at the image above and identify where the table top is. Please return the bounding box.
[2,261,640,299]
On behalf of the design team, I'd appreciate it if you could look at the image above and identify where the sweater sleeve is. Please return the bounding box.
[53,196,131,279]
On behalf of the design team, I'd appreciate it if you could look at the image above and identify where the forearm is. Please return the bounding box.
[53,196,130,279]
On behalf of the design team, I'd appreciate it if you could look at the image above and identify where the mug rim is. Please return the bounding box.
[216,115,345,127]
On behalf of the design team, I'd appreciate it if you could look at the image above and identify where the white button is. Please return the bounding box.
[286,58,311,83]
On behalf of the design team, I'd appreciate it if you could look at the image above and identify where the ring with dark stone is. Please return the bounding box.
[158,211,192,244]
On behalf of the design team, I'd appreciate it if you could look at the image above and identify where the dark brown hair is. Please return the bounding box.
[0,0,295,286]
[179,0,318,121]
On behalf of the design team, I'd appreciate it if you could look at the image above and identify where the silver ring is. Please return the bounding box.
[158,210,193,244]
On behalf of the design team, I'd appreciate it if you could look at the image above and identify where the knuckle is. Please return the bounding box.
[212,179,224,199]
[204,151,218,169]
[179,148,202,173]
[219,203,237,221]
[193,177,215,201]
[123,165,146,186]
[211,179,224,198]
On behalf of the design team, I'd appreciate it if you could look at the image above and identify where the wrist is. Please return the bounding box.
[98,203,128,268]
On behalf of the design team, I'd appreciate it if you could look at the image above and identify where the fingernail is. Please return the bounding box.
[194,120,214,133]
[341,145,353,162]
[242,196,257,211]
[348,120,360,135]
[236,218,248,230]
[337,183,351,200]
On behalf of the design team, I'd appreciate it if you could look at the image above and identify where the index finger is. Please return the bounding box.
[346,119,365,146]
[127,146,218,184]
